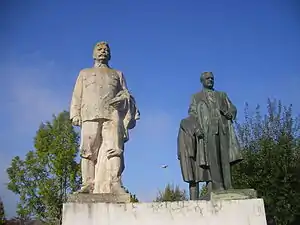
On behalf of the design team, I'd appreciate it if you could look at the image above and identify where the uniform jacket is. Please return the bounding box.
[70,67,128,122]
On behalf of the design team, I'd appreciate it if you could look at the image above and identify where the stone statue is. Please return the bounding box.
[178,71,242,198]
[70,41,140,194]
[177,115,211,200]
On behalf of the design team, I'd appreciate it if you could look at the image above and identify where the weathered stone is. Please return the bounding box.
[69,41,140,194]
[200,189,257,201]
[62,198,267,225]
[178,71,243,200]
[67,193,131,204]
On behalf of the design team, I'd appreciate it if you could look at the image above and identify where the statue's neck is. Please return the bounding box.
[93,61,109,68]
[203,87,214,92]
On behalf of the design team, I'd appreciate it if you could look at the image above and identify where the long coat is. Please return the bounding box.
[177,116,211,183]
[188,90,243,168]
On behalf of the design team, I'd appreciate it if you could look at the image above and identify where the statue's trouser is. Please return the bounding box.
[80,113,125,193]
[189,182,199,200]
[209,132,232,190]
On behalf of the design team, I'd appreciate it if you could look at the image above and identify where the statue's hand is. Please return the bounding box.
[222,111,233,120]
[195,128,204,138]
[107,148,123,159]
[110,100,124,110]
[71,116,81,126]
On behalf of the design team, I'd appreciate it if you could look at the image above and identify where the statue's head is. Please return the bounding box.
[93,41,111,63]
[200,72,214,89]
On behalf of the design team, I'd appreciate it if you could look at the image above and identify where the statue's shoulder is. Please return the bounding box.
[103,67,124,79]
[191,91,204,102]
[78,68,95,77]
[180,116,196,128]
[215,90,228,98]
[113,69,125,78]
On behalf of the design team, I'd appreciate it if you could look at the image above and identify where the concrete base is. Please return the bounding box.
[62,198,267,225]
[67,193,131,203]
[201,189,257,201]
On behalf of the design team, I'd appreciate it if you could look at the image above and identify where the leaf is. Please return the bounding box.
[232,99,300,225]
[154,183,188,202]
[6,111,81,223]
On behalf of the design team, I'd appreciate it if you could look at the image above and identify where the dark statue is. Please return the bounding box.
[177,71,243,200]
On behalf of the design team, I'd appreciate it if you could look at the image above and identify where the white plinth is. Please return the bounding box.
[62,199,267,225]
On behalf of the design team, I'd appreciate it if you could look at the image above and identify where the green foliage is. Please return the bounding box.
[155,183,188,202]
[123,187,139,203]
[6,111,81,224]
[199,185,208,198]
[232,99,300,225]
[0,197,5,225]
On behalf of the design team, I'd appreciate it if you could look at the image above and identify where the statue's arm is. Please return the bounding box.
[188,95,204,138]
[224,92,237,120]
[118,71,129,91]
[70,72,83,120]
[188,95,198,118]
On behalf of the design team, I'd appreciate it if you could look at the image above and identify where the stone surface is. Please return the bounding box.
[200,189,257,201]
[67,193,131,203]
[69,41,140,194]
[62,198,267,225]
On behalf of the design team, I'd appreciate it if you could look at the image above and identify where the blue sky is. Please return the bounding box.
[1,0,299,217]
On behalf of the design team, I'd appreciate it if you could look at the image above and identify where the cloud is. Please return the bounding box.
[9,77,68,133]
[0,53,69,217]
[0,152,18,218]
[2,56,69,134]
[130,109,174,143]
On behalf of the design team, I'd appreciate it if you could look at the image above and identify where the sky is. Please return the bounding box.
[0,0,299,217]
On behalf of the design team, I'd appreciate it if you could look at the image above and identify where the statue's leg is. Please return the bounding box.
[108,111,126,194]
[94,111,126,194]
[78,121,100,193]
[206,181,212,194]
[93,119,110,193]
[189,182,199,200]
[209,134,224,191]
[220,132,232,190]
[79,159,95,193]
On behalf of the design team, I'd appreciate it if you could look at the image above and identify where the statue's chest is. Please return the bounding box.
[83,69,120,90]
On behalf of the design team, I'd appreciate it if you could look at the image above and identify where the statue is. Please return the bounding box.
[177,115,211,200]
[178,71,242,198]
[70,41,140,194]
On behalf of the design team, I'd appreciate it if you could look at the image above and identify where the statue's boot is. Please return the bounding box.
[212,182,225,192]
[189,182,199,200]
[111,183,127,194]
[75,183,93,194]
[206,181,212,193]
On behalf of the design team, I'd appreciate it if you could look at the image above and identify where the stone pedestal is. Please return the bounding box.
[67,193,131,204]
[62,198,267,225]
[200,189,257,201]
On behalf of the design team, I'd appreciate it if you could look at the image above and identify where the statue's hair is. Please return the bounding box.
[93,41,111,61]
[200,71,214,83]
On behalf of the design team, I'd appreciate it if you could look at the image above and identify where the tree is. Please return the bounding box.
[7,111,81,224]
[154,183,188,202]
[232,99,300,225]
[123,187,139,203]
[199,185,208,198]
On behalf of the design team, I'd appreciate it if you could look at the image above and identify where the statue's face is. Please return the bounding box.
[202,73,214,89]
[93,42,111,62]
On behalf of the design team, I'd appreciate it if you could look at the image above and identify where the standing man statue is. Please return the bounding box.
[178,71,242,197]
[70,41,140,194]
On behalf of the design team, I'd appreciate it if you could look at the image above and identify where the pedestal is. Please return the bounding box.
[62,197,267,225]
[67,193,131,203]
[200,189,257,201]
